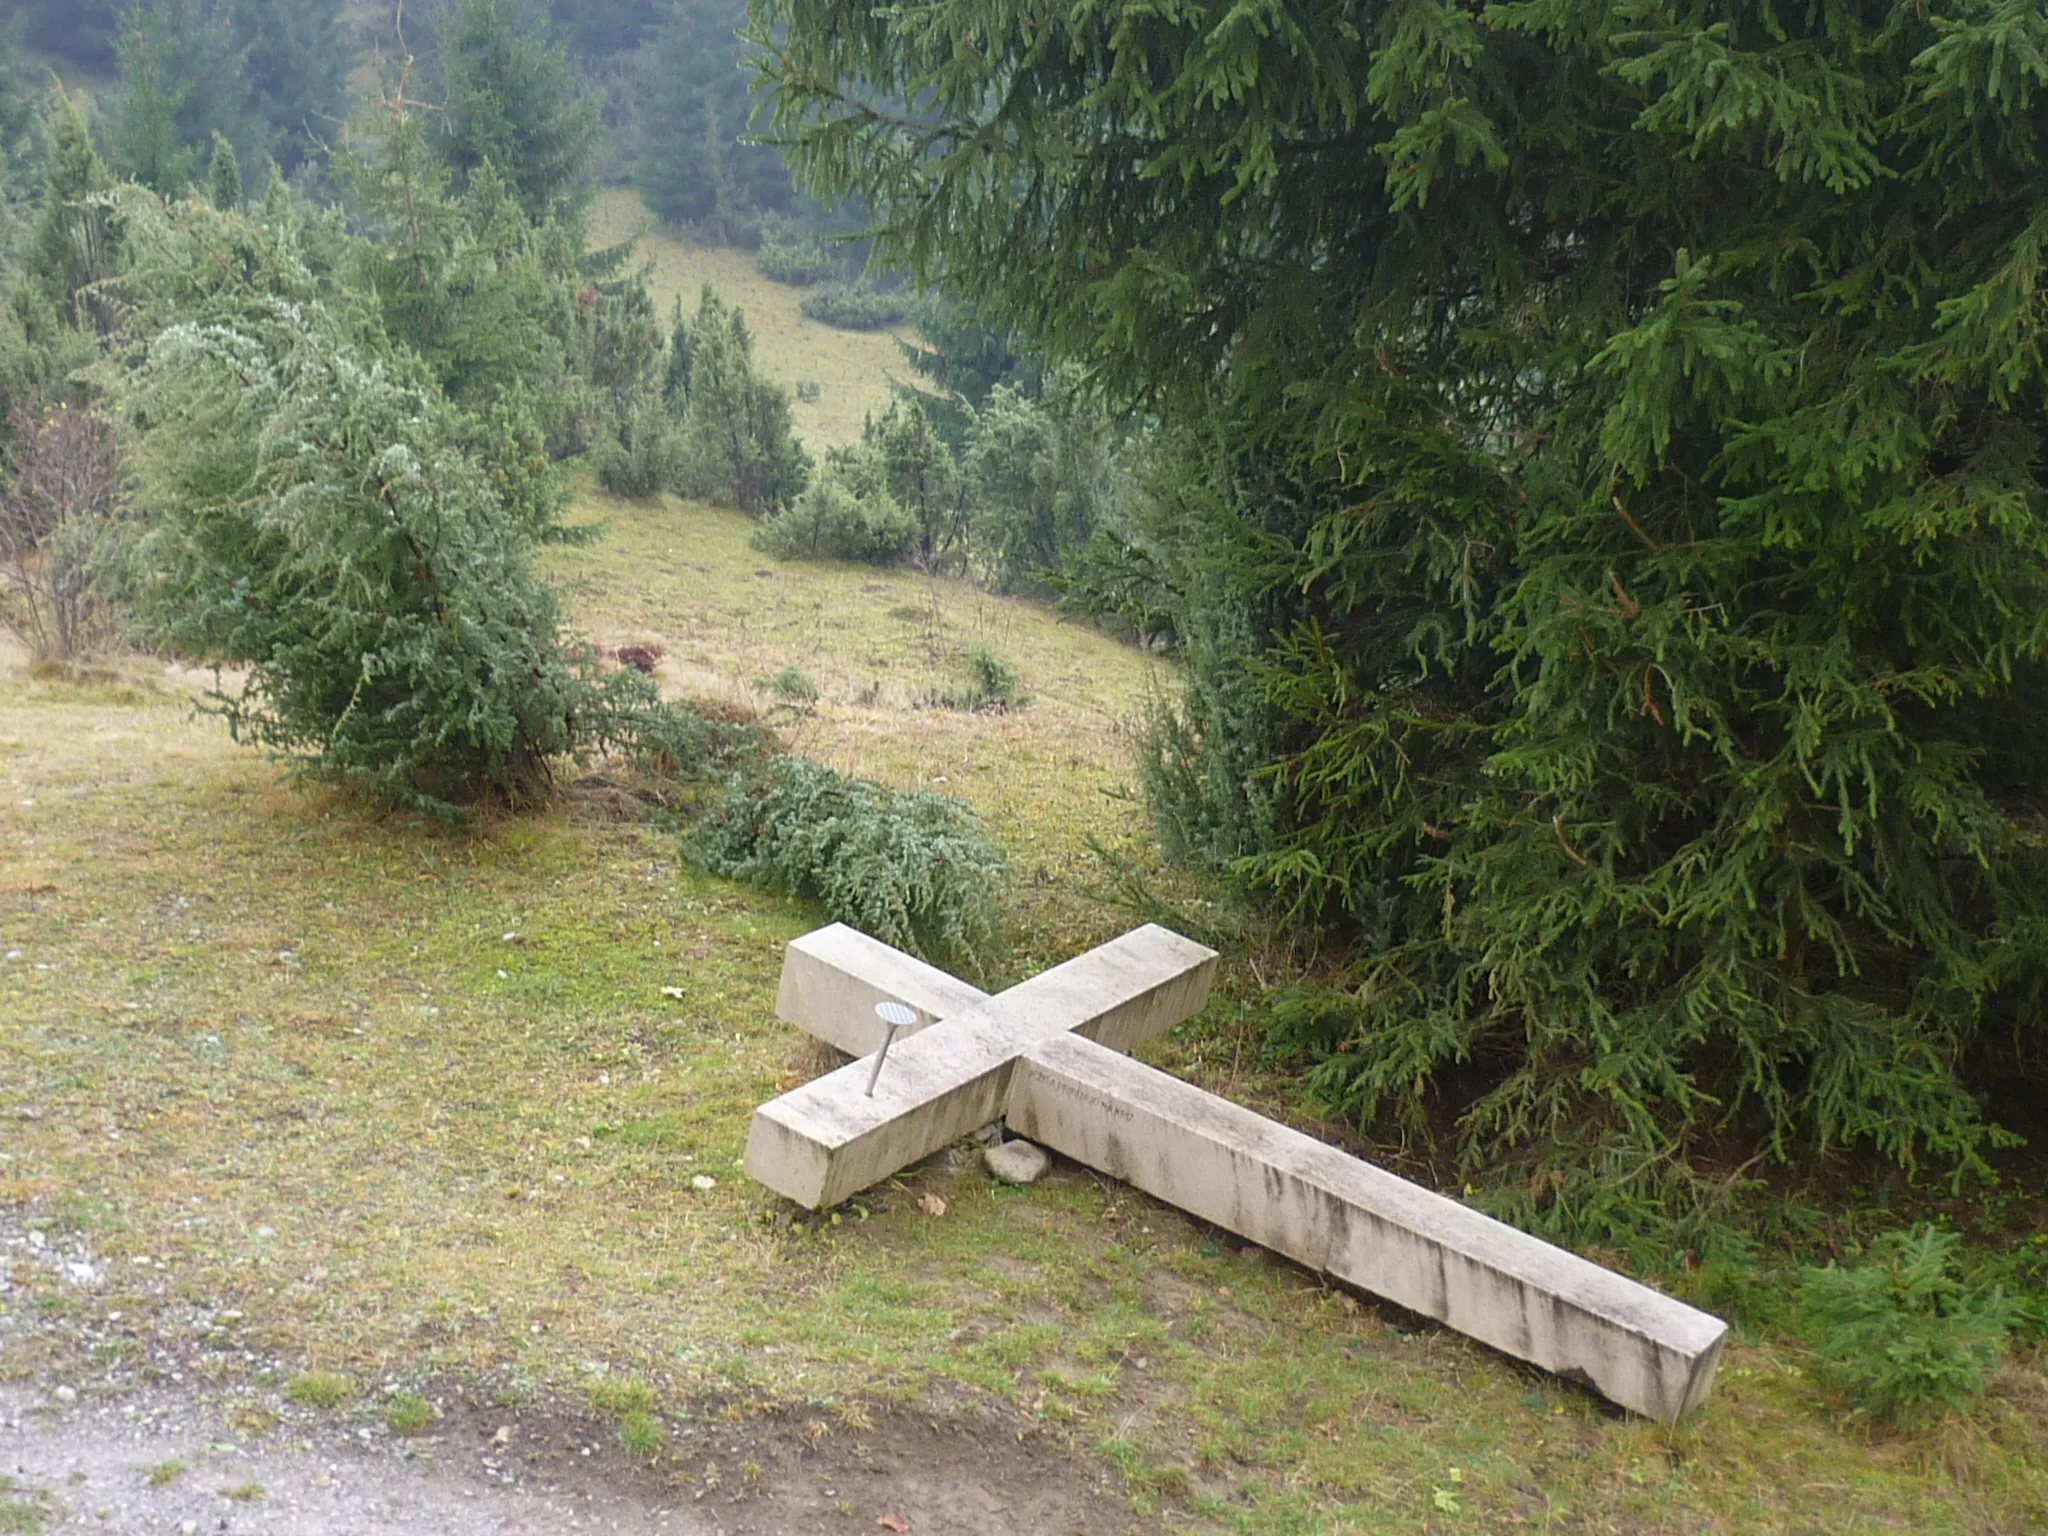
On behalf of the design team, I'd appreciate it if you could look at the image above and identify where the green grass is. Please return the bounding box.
[539,489,1175,964]
[284,1371,355,1409]
[2,496,2046,1534]
[382,1393,437,1436]
[587,1378,657,1417]
[0,1479,48,1535]
[619,1409,664,1455]
[145,1460,186,1489]
[219,1482,265,1502]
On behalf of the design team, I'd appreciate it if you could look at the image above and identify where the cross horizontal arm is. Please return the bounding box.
[774,923,992,1056]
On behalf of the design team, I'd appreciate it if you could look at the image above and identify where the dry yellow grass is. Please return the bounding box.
[545,484,1175,964]
[4,497,2046,1534]
[588,189,905,451]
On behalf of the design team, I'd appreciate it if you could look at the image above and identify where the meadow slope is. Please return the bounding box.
[3,489,2044,1532]
[2,214,2044,1534]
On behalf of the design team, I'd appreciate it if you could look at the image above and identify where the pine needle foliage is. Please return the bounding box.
[430,0,603,220]
[754,0,2048,1198]
[677,285,809,514]
[1800,1227,2015,1427]
[108,190,669,818]
[688,755,1005,975]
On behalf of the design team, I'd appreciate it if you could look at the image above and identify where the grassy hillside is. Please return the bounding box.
[544,489,1169,960]
[588,189,905,450]
[3,477,2045,1533]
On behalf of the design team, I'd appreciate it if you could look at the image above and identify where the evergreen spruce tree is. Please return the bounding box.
[681,285,807,513]
[0,20,36,163]
[106,0,258,193]
[962,380,1113,595]
[17,1,122,72]
[557,0,662,58]
[663,297,695,405]
[207,132,242,211]
[108,5,200,194]
[863,398,961,565]
[759,0,2048,1218]
[233,0,352,172]
[25,93,119,336]
[634,0,792,229]
[431,0,603,219]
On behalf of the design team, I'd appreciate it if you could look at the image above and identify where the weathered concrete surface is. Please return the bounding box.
[774,923,992,1056]
[1007,1033,1727,1424]
[745,925,1217,1210]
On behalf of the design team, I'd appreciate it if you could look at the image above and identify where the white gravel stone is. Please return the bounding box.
[983,1140,1051,1185]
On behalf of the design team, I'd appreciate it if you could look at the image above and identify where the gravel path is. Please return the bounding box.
[2,1203,1153,1535]
[2,1383,714,1534]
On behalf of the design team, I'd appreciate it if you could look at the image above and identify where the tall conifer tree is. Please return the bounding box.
[431,0,602,218]
[757,0,2048,1213]
[634,0,793,228]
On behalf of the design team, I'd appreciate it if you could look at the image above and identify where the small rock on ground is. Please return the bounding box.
[984,1139,1051,1185]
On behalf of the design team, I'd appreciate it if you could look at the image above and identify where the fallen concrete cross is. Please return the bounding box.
[743,923,1728,1423]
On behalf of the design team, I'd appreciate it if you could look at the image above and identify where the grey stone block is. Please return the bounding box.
[984,1139,1052,1184]
[1006,1032,1727,1424]
[774,923,992,1057]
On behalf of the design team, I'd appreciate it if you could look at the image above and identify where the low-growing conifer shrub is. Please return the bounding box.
[752,665,820,707]
[799,282,909,332]
[922,646,1025,713]
[1799,1227,2014,1427]
[687,756,1005,974]
[596,389,687,499]
[752,472,916,566]
[112,228,721,818]
[756,219,835,286]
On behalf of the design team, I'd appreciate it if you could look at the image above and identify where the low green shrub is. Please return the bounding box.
[127,301,661,818]
[965,647,1019,709]
[687,755,1006,975]
[284,1371,355,1409]
[925,646,1024,712]
[757,221,835,286]
[1799,1226,2014,1427]
[595,389,686,499]
[382,1391,437,1435]
[752,472,916,566]
[628,695,774,783]
[799,283,909,332]
[1964,1231,2048,1346]
[752,665,820,710]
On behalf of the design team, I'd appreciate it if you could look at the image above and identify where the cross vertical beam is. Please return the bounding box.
[1008,1032,1726,1424]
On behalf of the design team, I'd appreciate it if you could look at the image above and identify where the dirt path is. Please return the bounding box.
[0,1207,1158,1536]
[2,1382,709,1534]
